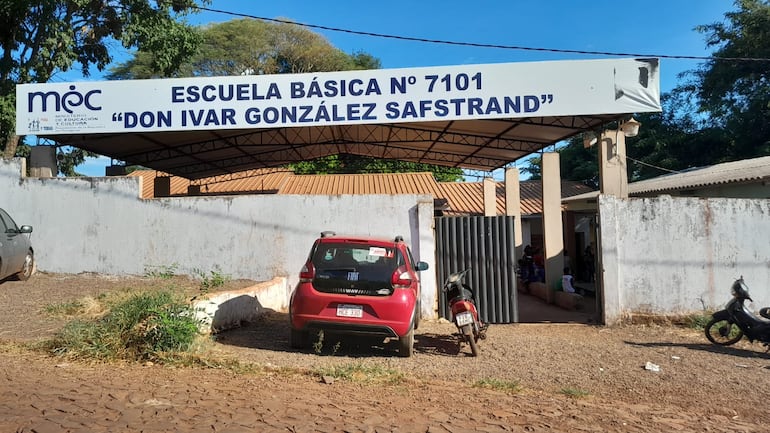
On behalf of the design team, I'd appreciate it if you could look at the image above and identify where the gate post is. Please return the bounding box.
[542,152,564,300]
[505,168,523,260]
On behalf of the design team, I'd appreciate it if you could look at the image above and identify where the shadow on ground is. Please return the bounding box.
[516,292,600,324]
[626,340,770,360]
[215,310,464,358]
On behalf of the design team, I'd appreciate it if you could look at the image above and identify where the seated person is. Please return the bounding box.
[561,267,584,295]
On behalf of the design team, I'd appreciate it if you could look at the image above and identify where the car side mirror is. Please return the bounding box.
[416,261,429,271]
[19,225,33,234]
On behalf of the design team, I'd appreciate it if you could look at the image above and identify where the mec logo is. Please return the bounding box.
[27,85,102,113]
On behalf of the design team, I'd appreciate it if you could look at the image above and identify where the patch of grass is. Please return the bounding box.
[144,263,179,279]
[44,296,105,318]
[559,387,590,398]
[682,312,712,330]
[45,291,201,362]
[473,378,522,393]
[44,300,86,316]
[194,266,231,292]
[624,311,714,329]
[316,363,405,384]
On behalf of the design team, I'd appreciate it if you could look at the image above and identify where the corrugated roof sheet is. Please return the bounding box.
[629,156,770,195]
[563,156,770,202]
[278,172,443,196]
[127,169,595,215]
[438,180,594,216]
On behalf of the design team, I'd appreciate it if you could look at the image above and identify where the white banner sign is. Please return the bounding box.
[16,58,660,135]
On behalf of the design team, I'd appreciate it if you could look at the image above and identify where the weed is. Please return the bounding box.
[144,263,179,279]
[44,296,105,318]
[311,330,343,355]
[559,387,590,398]
[46,291,201,362]
[194,266,231,292]
[473,378,521,393]
[313,330,325,354]
[682,312,712,330]
[44,300,86,316]
[316,363,404,384]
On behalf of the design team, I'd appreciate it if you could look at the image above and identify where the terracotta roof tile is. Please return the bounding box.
[126,169,595,215]
[437,180,594,216]
[277,172,443,196]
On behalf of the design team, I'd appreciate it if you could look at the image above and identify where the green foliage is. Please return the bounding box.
[290,154,464,182]
[144,263,180,279]
[473,378,522,393]
[44,300,86,317]
[316,363,405,384]
[48,291,201,361]
[311,330,342,355]
[684,312,713,330]
[1,0,207,157]
[108,18,379,80]
[193,266,231,291]
[524,2,770,184]
[687,0,770,159]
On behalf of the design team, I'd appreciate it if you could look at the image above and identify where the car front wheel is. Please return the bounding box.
[15,251,34,281]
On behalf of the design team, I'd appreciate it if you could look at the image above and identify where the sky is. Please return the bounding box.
[71,0,735,177]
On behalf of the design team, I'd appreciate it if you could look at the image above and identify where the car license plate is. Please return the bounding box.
[337,304,363,318]
[455,311,473,326]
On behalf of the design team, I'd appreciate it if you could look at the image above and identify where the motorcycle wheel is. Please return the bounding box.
[462,323,479,357]
[705,318,744,346]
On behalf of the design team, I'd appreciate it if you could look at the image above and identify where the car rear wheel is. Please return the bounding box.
[15,251,34,281]
[398,327,414,357]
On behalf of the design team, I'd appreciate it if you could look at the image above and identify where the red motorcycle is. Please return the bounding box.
[443,269,487,356]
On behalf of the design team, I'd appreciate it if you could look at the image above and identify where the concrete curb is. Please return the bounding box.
[191,277,287,334]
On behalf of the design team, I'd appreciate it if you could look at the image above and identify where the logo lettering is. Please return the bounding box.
[28,85,102,113]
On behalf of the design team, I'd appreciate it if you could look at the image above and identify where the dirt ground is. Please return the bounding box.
[1,273,770,432]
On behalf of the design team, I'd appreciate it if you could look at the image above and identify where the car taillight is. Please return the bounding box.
[299,262,315,282]
[391,267,412,288]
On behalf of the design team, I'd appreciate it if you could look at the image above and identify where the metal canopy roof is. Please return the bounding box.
[18,59,661,180]
[46,114,622,180]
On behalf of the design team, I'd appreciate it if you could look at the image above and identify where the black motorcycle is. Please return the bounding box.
[705,277,770,348]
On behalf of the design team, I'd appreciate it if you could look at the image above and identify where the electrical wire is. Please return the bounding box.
[625,155,682,174]
[198,7,770,63]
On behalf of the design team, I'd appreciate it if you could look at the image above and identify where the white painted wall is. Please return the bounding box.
[0,158,438,318]
[600,194,770,324]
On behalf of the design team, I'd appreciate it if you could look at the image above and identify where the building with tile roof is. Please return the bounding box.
[127,169,595,217]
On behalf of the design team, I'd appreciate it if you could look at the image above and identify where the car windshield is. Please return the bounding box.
[311,242,405,289]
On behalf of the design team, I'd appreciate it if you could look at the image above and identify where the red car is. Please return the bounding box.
[289,231,429,357]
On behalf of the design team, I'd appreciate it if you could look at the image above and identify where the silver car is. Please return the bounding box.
[0,207,35,281]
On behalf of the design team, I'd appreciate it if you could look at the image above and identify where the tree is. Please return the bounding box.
[0,0,206,166]
[291,155,464,182]
[523,1,770,184]
[108,18,381,79]
[109,19,460,180]
[684,0,770,159]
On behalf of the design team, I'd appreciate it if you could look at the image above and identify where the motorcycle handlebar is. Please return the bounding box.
[442,269,470,291]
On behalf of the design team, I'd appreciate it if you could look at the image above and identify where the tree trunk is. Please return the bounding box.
[2,134,20,158]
